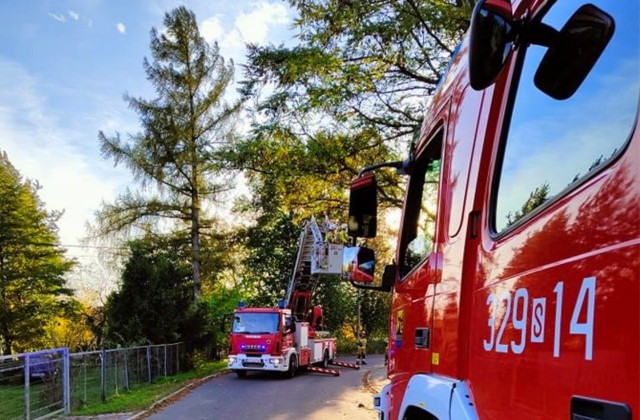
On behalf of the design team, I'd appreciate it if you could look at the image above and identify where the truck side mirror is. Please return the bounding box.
[285,318,295,333]
[534,4,614,100]
[344,246,376,284]
[344,247,393,292]
[468,0,514,90]
[348,174,377,238]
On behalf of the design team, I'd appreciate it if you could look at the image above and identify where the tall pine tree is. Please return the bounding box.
[97,7,241,300]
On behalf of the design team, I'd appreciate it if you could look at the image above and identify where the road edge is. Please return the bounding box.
[127,369,231,420]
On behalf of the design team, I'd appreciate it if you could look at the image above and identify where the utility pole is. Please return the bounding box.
[357,289,361,334]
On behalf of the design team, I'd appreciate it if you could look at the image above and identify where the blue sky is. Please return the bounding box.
[0,0,293,249]
[0,0,295,298]
[494,0,639,231]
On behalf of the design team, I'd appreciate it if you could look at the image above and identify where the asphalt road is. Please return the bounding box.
[147,354,386,420]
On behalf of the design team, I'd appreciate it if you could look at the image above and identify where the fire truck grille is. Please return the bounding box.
[241,344,267,352]
[242,360,265,368]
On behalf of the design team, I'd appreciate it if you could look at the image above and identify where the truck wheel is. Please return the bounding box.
[236,370,247,378]
[286,355,297,379]
[322,350,329,368]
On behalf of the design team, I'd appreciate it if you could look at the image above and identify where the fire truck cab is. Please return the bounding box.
[345,0,639,418]
[228,306,336,378]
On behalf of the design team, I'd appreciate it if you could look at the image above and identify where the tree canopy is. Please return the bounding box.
[0,151,75,355]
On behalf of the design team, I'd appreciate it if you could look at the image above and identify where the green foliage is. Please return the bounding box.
[96,6,241,299]
[236,211,300,306]
[0,151,75,355]
[104,236,192,345]
[239,0,471,192]
[314,275,357,333]
[359,289,391,337]
[104,234,235,357]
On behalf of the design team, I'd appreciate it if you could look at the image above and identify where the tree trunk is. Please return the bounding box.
[1,324,12,355]
[191,194,201,301]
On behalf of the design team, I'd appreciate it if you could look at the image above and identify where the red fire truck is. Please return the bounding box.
[344,0,639,418]
[228,218,342,378]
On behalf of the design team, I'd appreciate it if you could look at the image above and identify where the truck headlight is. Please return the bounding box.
[270,358,282,366]
[228,356,237,364]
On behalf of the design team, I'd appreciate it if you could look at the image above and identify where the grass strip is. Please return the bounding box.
[71,360,227,416]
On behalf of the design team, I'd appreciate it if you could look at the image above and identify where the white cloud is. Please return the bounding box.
[68,11,79,21]
[198,1,291,67]
[220,29,244,51]
[116,22,126,34]
[200,16,223,44]
[48,12,66,22]
[235,1,289,44]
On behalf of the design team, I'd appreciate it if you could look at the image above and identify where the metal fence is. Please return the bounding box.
[0,343,185,419]
[0,348,68,420]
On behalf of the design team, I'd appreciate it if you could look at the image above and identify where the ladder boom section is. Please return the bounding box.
[284,217,326,321]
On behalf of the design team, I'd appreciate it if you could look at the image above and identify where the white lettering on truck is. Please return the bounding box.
[483,276,596,360]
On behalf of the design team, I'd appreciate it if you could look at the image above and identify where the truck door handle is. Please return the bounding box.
[414,328,430,349]
[571,396,631,420]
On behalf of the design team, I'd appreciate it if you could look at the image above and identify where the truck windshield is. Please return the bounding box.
[232,312,279,334]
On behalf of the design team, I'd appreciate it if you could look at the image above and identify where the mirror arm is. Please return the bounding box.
[348,277,392,292]
[526,22,559,48]
[357,154,414,178]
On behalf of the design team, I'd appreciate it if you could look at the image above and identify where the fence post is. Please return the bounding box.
[114,350,118,394]
[176,343,180,374]
[164,344,167,377]
[63,348,70,415]
[24,354,30,420]
[100,349,106,402]
[124,348,130,391]
[146,346,152,383]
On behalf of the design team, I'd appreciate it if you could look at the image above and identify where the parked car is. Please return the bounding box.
[28,354,58,381]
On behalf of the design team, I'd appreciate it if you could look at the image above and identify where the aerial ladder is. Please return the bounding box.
[285,216,339,326]
[283,216,360,374]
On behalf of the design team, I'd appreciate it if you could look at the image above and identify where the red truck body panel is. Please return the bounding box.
[379,0,639,418]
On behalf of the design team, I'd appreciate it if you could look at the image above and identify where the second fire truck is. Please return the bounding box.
[227,217,345,378]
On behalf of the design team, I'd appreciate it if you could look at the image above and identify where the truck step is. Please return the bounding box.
[330,361,361,370]
[306,366,340,376]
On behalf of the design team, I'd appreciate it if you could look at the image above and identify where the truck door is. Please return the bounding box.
[429,82,485,379]
[468,0,639,417]
[391,126,445,383]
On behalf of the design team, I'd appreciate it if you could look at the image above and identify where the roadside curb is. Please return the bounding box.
[127,369,231,420]
[358,355,387,395]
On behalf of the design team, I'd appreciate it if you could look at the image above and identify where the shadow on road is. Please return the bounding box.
[146,354,387,420]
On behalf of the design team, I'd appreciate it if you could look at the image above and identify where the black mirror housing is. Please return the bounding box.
[469,0,515,90]
[534,4,614,100]
[348,174,377,238]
